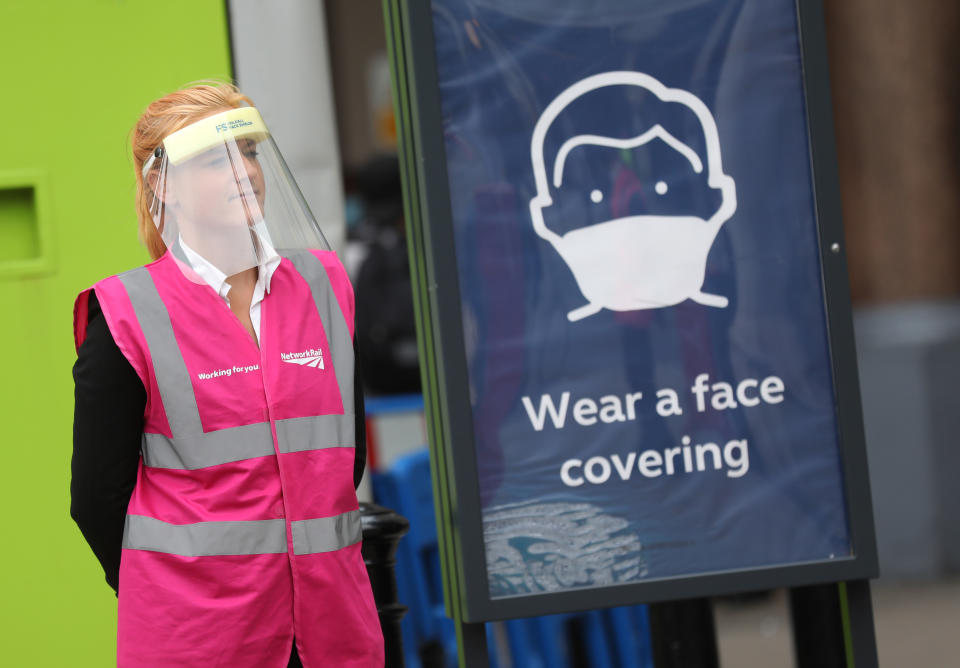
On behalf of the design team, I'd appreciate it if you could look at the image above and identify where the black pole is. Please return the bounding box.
[789,580,877,668]
[845,580,879,668]
[648,598,720,668]
[790,583,846,668]
[455,619,490,668]
[360,502,410,668]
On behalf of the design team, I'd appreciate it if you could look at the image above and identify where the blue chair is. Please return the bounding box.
[374,448,651,667]
[370,463,426,668]
[605,605,655,668]
[373,449,460,666]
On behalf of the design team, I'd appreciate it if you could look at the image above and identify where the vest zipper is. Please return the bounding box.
[257,292,301,637]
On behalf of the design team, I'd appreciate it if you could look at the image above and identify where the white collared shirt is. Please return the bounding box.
[178,234,282,341]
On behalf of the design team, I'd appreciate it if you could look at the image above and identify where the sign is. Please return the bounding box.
[387,0,877,621]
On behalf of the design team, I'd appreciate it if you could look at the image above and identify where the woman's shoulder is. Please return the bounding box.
[73,254,170,358]
[79,254,170,297]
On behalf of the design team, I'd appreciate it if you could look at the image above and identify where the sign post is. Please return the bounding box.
[385,0,878,664]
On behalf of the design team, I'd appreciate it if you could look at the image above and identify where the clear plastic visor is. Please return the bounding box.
[143,106,329,278]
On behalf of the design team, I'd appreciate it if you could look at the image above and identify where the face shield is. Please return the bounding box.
[143,106,329,277]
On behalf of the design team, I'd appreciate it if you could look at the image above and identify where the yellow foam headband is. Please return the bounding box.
[163,107,269,165]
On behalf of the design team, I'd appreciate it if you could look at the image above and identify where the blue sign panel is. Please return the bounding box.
[429,0,851,599]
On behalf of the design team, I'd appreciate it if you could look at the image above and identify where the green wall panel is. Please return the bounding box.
[0,2,232,665]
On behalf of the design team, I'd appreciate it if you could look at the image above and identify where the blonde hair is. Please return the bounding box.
[132,82,254,260]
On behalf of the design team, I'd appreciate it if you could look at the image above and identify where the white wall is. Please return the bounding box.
[228,0,346,252]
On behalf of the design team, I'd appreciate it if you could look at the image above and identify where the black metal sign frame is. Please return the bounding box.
[385,0,878,624]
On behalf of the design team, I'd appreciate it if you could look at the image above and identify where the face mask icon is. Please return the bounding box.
[529,71,737,322]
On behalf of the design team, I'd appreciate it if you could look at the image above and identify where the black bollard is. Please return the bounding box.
[788,581,883,668]
[648,598,720,668]
[360,502,410,668]
[790,583,845,668]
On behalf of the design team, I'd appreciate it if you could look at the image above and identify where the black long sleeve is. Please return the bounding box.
[71,293,369,595]
[353,338,367,487]
[71,292,144,594]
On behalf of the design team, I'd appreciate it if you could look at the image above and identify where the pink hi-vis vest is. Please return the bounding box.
[73,249,383,667]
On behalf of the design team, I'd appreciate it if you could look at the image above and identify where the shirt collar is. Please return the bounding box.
[178,229,281,299]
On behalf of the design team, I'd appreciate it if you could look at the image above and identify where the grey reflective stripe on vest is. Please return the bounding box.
[142,415,356,468]
[123,515,288,556]
[120,268,274,469]
[142,422,274,469]
[123,510,362,557]
[119,258,355,469]
[275,414,355,453]
[281,250,354,415]
[119,268,206,437]
[290,509,362,555]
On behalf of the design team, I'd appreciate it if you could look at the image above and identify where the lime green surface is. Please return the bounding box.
[0,169,54,277]
[0,2,231,664]
[0,186,39,261]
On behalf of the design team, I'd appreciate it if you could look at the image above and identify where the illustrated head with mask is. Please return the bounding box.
[529,71,737,321]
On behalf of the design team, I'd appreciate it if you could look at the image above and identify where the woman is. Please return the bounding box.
[71,83,383,667]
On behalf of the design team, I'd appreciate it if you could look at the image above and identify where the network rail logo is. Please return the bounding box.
[281,347,325,369]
